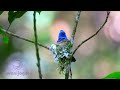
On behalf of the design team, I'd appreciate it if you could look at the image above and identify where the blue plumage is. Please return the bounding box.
[57,30,68,43]
[56,30,76,62]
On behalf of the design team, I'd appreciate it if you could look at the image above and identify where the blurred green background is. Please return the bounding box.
[0,11,120,79]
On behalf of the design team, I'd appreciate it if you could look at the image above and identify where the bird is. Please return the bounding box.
[57,30,76,62]
[57,30,69,43]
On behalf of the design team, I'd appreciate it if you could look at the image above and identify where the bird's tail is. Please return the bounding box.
[72,56,76,62]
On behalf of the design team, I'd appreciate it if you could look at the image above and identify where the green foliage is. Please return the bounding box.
[67,41,73,48]
[37,11,41,15]
[103,72,120,79]
[0,11,4,15]
[8,11,27,24]
[0,26,9,44]
[2,34,9,44]
[0,26,4,34]
[0,11,28,43]
[56,41,73,74]
[58,58,71,74]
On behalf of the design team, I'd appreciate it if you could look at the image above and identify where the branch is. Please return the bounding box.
[33,11,42,79]
[69,64,72,79]
[65,11,81,79]
[1,27,49,50]
[7,24,11,31]
[65,64,70,79]
[71,11,81,40]
[73,11,110,55]
[66,11,81,79]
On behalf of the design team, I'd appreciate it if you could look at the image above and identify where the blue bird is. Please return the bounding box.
[57,30,76,62]
[57,30,68,43]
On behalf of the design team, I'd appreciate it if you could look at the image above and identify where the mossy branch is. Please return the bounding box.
[65,11,81,79]
[33,11,42,79]
[0,27,49,50]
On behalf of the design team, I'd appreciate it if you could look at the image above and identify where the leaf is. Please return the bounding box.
[0,11,4,15]
[68,43,73,48]
[8,11,15,24]
[8,11,27,24]
[2,34,9,44]
[37,11,41,15]
[14,11,27,18]
[0,26,9,44]
[103,72,120,79]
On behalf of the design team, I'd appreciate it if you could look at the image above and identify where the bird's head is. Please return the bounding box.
[57,30,68,43]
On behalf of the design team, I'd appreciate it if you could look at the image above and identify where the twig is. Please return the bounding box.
[66,11,81,79]
[33,11,42,79]
[1,27,49,50]
[65,64,70,79]
[71,11,81,41]
[69,64,72,79]
[7,24,11,31]
[72,11,110,55]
